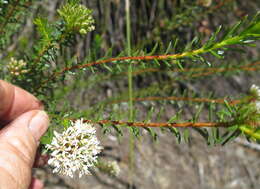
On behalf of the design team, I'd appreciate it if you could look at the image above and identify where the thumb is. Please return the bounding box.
[0,110,49,189]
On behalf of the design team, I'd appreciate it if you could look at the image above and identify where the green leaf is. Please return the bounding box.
[241,13,260,37]
[183,129,190,143]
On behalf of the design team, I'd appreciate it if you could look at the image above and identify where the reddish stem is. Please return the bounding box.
[82,119,231,128]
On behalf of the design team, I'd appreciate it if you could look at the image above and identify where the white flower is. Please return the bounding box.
[250,84,260,98]
[46,119,103,178]
[107,161,120,176]
[250,84,260,113]
[7,58,29,76]
[256,101,260,113]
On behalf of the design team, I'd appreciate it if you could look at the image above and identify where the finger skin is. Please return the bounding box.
[0,110,49,189]
[0,80,43,125]
[0,81,48,189]
[29,178,44,189]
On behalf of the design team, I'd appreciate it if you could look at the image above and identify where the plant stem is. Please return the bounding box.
[50,36,245,72]
[125,0,135,187]
[37,34,254,91]
[239,126,260,140]
[82,119,232,128]
[126,0,133,122]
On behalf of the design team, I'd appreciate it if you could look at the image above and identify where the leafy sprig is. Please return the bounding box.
[1,0,260,146]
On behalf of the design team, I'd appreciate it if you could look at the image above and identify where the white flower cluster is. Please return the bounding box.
[250,84,260,113]
[106,161,120,176]
[7,58,29,76]
[47,119,103,178]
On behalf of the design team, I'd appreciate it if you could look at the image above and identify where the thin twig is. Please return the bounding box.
[131,61,260,76]
[82,119,231,128]
[37,47,260,92]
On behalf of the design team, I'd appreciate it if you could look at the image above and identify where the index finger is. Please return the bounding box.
[0,80,43,125]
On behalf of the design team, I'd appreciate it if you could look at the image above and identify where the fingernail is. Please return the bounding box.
[29,111,49,141]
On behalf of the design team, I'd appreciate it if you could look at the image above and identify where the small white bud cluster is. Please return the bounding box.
[97,160,121,176]
[197,0,212,7]
[58,2,95,35]
[78,13,95,35]
[7,58,29,76]
[46,119,103,178]
[106,161,120,176]
[250,84,260,113]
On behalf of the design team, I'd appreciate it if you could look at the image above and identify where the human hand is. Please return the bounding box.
[0,80,49,189]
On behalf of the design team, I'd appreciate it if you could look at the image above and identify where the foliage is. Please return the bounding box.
[0,0,34,50]
[0,0,260,177]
